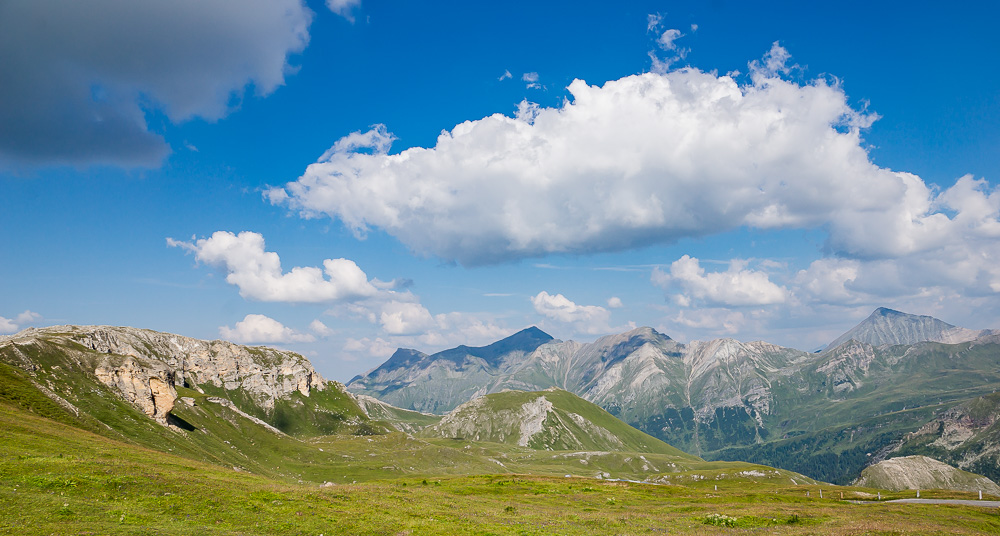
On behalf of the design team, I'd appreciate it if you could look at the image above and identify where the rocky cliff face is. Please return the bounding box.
[74,326,325,410]
[890,392,1000,483]
[4,325,327,427]
[94,356,176,424]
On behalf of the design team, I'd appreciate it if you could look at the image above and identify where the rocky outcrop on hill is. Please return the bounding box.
[855,455,1000,494]
[3,325,327,427]
[73,325,326,409]
[94,356,176,424]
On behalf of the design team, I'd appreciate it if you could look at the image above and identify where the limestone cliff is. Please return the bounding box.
[4,325,327,427]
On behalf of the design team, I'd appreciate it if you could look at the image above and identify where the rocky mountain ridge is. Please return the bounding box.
[349,308,1000,484]
[824,307,990,350]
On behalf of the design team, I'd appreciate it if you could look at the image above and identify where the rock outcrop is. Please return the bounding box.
[5,325,327,427]
[71,325,325,412]
[855,455,1000,495]
[95,357,176,424]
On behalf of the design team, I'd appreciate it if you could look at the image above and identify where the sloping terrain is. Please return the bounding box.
[421,389,693,457]
[889,392,1000,483]
[9,397,1000,536]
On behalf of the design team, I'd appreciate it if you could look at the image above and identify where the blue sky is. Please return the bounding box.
[2,0,999,381]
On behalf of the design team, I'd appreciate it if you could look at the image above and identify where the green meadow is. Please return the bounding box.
[5,400,1000,536]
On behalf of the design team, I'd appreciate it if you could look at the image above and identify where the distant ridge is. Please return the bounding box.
[824,307,983,350]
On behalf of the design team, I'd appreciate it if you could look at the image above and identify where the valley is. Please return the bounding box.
[3,314,1000,534]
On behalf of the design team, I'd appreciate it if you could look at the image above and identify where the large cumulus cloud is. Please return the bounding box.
[270,44,897,265]
[271,44,999,304]
[0,0,312,168]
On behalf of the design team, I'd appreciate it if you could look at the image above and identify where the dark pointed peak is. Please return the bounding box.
[433,326,554,366]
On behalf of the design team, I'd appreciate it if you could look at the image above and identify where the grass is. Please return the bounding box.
[5,401,1000,535]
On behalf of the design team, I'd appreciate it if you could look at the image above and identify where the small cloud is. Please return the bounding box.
[0,310,42,334]
[343,337,395,358]
[657,28,684,51]
[309,319,334,337]
[327,0,362,23]
[219,314,315,344]
[378,301,436,335]
[0,317,18,334]
[531,291,611,335]
[15,310,41,324]
[690,23,698,32]
[607,297,623,309]
[499,70,512,81]
[647,13,664,32]
[522,72,541,89]
[653,255,787,307]
[168,231,378,303]
[183,142,198,152]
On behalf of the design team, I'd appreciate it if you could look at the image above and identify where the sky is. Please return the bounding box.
[2,0,999,381]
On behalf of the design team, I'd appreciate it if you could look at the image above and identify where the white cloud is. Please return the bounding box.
[654,255,787,307]
[647,13,664,33]
[793,259,864,305]
[0,0,312,168]
[168,231,378,303]
[499,70,513,81]
[607,296,623,308]
[326,0,361,23]
[670,308,746,335]
[378,301,437,335]
[0,318,18,334]
[343,337,395,359]
[657,29,684,51]
[531,291,611,335]
[0,310,42,334]
[309,319,334,337]
[219,314,315,344]
[15,310,42,325]
[269,46,885,265]
[522,72,541,89]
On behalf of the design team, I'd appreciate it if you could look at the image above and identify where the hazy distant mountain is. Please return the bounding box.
[824,307,985,350]
[350,308,1000,484]
[347,326,554,414]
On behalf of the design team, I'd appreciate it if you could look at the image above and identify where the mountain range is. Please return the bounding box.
[348,307,1000,484]
[0,323,811,487]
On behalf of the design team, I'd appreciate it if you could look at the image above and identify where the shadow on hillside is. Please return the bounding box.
[167,412,197,432]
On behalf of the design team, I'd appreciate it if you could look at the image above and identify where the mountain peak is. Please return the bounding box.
[432,326,553,366]
[825,308,967,350]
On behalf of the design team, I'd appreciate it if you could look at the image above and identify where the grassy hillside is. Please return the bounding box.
[5,400,1000,535]
[422,389,695,458]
